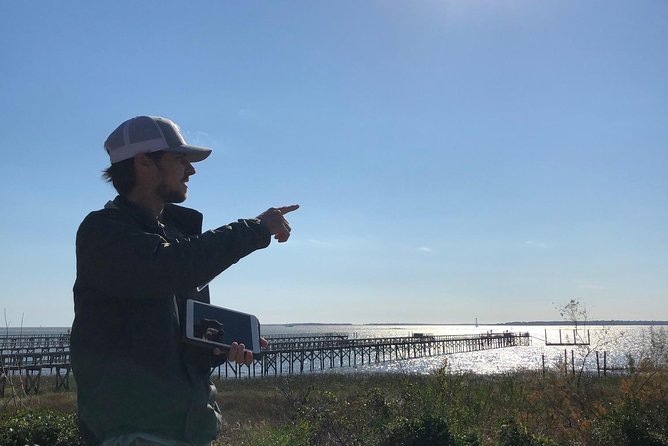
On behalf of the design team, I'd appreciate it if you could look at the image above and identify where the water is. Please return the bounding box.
[1,327,70,336]
[260,324,666,375]
[4,324,665,375]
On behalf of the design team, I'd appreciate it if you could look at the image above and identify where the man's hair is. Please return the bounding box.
[102,151,166,195]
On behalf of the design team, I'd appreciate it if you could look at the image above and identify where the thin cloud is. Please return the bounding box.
[182,130,216,148]
[525,240,548,249]
[416,247,434,254]
[308,239,335,247]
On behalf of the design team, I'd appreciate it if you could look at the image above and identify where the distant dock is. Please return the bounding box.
[1,331,531,393]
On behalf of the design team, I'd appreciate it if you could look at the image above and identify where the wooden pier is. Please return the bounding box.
[1,331,531,393]
[0,333,71,395]
[215,331,531,379]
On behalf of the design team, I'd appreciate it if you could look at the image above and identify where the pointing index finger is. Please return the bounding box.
[278,204,300,215]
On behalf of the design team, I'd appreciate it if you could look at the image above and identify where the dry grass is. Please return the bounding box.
[2,368,667,445]
[1,375,77,412]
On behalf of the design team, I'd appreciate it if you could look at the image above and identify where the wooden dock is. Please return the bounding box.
[544,329,591,346]
[1,331,531,393]
[0,333,71,395]
[215,331,531,379]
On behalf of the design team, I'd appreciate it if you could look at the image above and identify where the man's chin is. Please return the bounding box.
[163,193,187,204]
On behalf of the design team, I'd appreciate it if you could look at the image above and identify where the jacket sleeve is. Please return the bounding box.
[76,211,271,299]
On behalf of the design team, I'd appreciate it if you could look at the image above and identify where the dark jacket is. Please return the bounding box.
[71,196,270,445]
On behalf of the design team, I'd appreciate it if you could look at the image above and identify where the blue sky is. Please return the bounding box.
[1,1,666,326]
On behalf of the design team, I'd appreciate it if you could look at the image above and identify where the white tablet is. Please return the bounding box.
[185,300,261,354]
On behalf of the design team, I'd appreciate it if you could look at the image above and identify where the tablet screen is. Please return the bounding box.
[185,300,260,353]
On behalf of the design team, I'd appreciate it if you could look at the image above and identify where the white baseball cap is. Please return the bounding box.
[104,116,212,164]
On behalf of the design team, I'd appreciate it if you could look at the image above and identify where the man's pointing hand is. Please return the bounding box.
[257,204,299,243]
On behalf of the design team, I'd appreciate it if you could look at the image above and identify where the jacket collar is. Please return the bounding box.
[104,195,163,233]
[106,195,203,236]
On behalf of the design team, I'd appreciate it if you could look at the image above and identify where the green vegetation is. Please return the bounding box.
[3,358,666,446]
[0,408,83,446]
[213,361,666,446]
[2,321,666,445]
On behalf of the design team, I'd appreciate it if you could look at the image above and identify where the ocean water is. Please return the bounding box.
[3,324,665,375]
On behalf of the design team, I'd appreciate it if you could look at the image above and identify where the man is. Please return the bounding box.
[71,116,298,446]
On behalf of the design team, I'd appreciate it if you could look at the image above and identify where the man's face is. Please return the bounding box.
[154,153,196,204]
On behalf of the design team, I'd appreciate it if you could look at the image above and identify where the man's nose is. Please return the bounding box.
[186,161,196,175]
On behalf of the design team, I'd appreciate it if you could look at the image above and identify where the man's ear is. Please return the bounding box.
[134,153,156,170]
[133,153,159,186]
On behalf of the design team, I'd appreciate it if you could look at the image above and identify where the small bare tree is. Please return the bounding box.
[555,299,598,383]
[558,299,587,333]
[2,309,30,411]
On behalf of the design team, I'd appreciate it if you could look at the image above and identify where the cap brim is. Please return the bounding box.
[168,144,212,162]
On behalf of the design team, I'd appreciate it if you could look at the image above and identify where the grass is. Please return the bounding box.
[2,359,667,445]
[209,366,667,446]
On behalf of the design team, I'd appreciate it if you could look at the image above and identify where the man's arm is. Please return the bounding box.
[76,204,299,299]
[76,212,270,299]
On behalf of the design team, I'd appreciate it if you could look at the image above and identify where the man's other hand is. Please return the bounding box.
[214,337,269,366]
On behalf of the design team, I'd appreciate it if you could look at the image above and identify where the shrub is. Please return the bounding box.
[382,414,456,446]
[0,408,84,446]
[590,400,668,446]
[498,418,557,446]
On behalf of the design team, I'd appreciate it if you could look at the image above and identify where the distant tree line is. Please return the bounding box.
[500,320,668,326]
